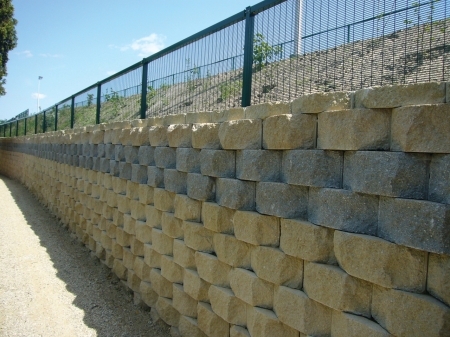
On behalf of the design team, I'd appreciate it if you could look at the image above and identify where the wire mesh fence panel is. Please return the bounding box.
[26,116,36,135]
[146,18,246,117]
[100,67,142,123]
[17,119,25,136]
[57,99,72,131]
[10,122,16,137]
[45,107,56,132]
[36,113,44,134]
[74,87,97,128]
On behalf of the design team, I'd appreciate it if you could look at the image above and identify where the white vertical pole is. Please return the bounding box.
[294,0,304,56]
[37,77,41,112]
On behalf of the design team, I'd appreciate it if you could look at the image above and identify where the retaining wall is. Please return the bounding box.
[1,82,450,337]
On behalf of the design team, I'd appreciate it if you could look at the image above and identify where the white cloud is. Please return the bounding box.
[40,53,63,58]
[115,33,166,58]
[17,50,33,58]
[31,93,46,99]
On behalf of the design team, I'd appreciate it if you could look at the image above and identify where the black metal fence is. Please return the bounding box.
[1,0,448,137]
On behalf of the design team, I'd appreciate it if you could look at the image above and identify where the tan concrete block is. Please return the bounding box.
[155,297,180,327]
[140,280,158,307]
[139,184,154,205]
[154,188,175,212]
[174,194,201,222]
[274,286,332,336]
[192,123,221,149]
[173,239,196,269]
[149,125,169,147]
[133,256,151,281]
[111,239,123,259]
[331,311,391,337]
[428,253,450,307]
[197,302,229,337]
[92,225,102,242]
[213,233,252,268]
[304,262,372,317]
[117,195,131,214]
[183,221,214,253]
[145,205,162,228]
[178,316,207,337]
[173,284,198,318]
[152,228,174,256]
[132,127,151,146]
[112,258,127,280]
[123,214,136,235]
[112,177,127,194]
[334,231,427,292]
[230,268,274,308]
[144,243,161,268]
[208,285,247,326]
[130,237,145,257]
[184,269,210,302]
[135,220,152,243]
[150,268,173,298]
[127,270,141,293]
[101,231,112,250]
[391,104,450,153]
[130,200,146,221]
[161,255,184,284]
[230,325,250,337]
[116,227,131,247]
[219,119,262,150]
[372,286,450,337]
[245,102,290,120]
[195,252,231,287]
[119,128,133,146]
[126,181,139,201]
[292,91,352,114]
[251,246,303,288]
[163,113,186,126]
[202,202,234,234]
[167,124,192,148]
[211,108,245,123]
[247,306,299,337]
[106,190,117,208]
[263,114,316,149]
[186,111,211,124]
[234,210,279,246]
[318,109,390,150]
[161,212,183,239]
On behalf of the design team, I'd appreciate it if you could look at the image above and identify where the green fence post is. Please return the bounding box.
[140,60,149,119]
[96,83,101,124]
[16,120,18,136]
[242,6,254,108]
[55,105,58,131]
[9,122,12,137]
[70,96,75,129]
[24,118,27,135]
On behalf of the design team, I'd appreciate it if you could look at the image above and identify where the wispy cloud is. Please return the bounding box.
[111,33,166,58]
[31,93,46,99]
[17,50,33,58]
[40,53,63,58]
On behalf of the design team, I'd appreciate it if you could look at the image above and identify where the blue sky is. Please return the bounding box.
[0,0,250,120]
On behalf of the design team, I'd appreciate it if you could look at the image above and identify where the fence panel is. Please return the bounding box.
[73,87,98,128]
[57,99,72,131]
[36,113,44,134]
[26,115,36,135]
[17,119,25,136]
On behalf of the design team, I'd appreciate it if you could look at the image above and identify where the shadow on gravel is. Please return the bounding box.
[1,176,170,337]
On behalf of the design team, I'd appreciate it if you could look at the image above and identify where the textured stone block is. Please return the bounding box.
[122,247,135,270]
[234,210,280,246]
[379,197,450,254]
[116,227,131,247]
[251,246,303,288]
[184,270,210,302]
[105,144,115,159]
[117,196,131,214]
[187,173,215,201]
[309,188,379,235]
[200,149,235,178]
[344,151,429,198]
[428,253,450,307]
[131,237,145,256]
[150,268,173,298]
[176,148,201,173]
[173,284,198,318]
[197,302,229,337]
[304,262,372,317]
[208,285,247,326]
[331,311,391,337]
[155,297,180,327]
[192,123,221,149]
[164,113,186,126]
[334,231,427,291]
[274,286,332,336]
[219,119,262,149]
[138,146,155,166]
[154,188,175,212]
[195,252,231,287]
[151,228,174,255]
[119,162,132,179]
[127,270,141,293]
[167,124,192,148]
[112,259,127,280]
[109,160,120,177]
[211,108,245,123]
[178,316,206,337]
[245,101,290,120]
[237,150,281,182]
[147,166,164,188]
[213,233,252,268]
[131,164,148,184]
[292,91,352,113]
[392,104,450,153]
[134,256,151,281]
[173,239,196,269]
[355,82,446,108]
[126,181,140,200]
[144,243,161,268]
[162,212,184,239]
[161,254,184,284]
[372,286,450,337]
[280,219,335,263]
[135,220,152,243]
[124,145,139,164]
[282,150,342,188]
[202,202,234,234]
[318,109,390,150]
[145,205,162,228]
[216,178,255,210]
[186,111,211,124]
[139,184,154,205]
[174,194,201,222]
[230,326,250,337]
[149,126,168,147]
[130,200,145,220]
[263,114,316,150]
[247,307,299,337]
[183,221,214,253]
[115,145,125,161]
[256,182,308,218]
[164,169,187,194]
[155,147,176,169]
[230,268,274,308]
[429,154,450,204]
[140,280,158,307]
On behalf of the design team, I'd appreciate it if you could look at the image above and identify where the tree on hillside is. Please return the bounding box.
[0,0,18,96]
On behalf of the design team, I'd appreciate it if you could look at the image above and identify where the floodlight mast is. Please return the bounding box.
[294,0,303,56]
[37,76,43,113]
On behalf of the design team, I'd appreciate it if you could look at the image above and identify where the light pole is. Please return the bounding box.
[293,0,303,56]
[37,76,43,113]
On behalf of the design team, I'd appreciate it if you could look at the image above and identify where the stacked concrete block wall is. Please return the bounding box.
[1,82,449,337]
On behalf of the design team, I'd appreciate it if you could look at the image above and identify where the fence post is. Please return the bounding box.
[16,120,19,136]
[71,96,75,129]
[242,6,254,108]
[96,83,101,124]
[9,122,12,137]
[55,105,58,131]
[24,118,27,135]
[43,110,46,133]
[140,60,149,119]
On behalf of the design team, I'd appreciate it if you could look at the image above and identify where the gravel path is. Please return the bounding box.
[0,175,171,337]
